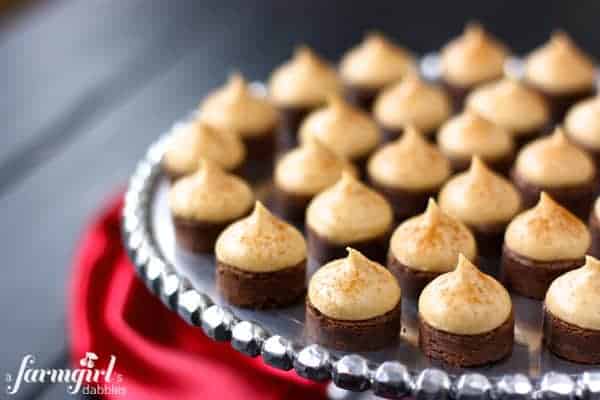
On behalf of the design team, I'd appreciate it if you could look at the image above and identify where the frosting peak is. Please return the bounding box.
[299,96,381,159]
[215,201,307,272]
[390,199,477,272]
[306,172,393,243]
[515,126,595,187]
[419,254,512,334]
[268,46,341,107]
[169,158,253,222]
[545,255,600,330]
[308,248,401,320]
[438,156,521,225]
[565,96,600,150]
[504,192,590,261]
[367,125,451,190]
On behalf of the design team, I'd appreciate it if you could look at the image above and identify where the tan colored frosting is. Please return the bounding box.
[440,23,509,87]
[268,46,341,107]
[390,199,477,273]
[367,126,451,190]
[504,192,590,262]
[524,32,596,94]
[162,120,245,176]
[215,201,307,272]
[339,32,416,88]
[419,255,512,334]
[438,156,521,225]
[274,137,357,196]
[299,95,381,159]
[545,255,600,330]
[466,78,550,134]
[308,248,401,320]
[515,127,595,187]
[306,172,393,243]
[199,73,279,138]
[374,74,452,133]
[169,159,254,222]
[595,196,600,220]
[437,110,514,161]
[565,96,600,149]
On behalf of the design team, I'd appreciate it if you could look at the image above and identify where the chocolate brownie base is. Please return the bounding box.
[441,79,485,112]
[305,299,401,351]
[511,169,597,220]
[589,211,600,259]
[448,152,514,176]
[307,226,390,265]
[378,123,436,144]
[344,84,379,112]
[419,311,514,367]
[468,220,509,258]
[387,252,444,298]
[532,86,596,123]
[543,309,600,364]
[161,162,245,184]
[501,245,585,300]
[270,185,312,227]
[243,128,276,162]
[173,216,239,253]
[369,179,439,221]
[277,106,314,152]
[216,260,306,309]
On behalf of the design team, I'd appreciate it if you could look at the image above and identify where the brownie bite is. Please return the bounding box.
[198,73,279,164]
[543,255,600,364]
[565,95,600,168]
[523,32,596,122]
[268,46,341,151]
[512,127,597,220]
[466,77,551,148]
[438,156,521,257]
[298,95,381,175]
[271,137,356,225]
[162,119,246,181]
[367,125,451,220]
[306,172,393,265]
[437,110,515,175]
[306,248,401,351]
[419,255,514,367]
[215,201,307,308]
[373,74,452,142]
[339,32,415,111]
[388,199,477,298]
[169,159,254,253]
[502,193,591,300]
[439,23,509,110]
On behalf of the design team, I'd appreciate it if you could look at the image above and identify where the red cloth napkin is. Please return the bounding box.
[69,195,327,399]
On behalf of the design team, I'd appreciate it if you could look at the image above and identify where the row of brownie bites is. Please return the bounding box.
[159,24,600,367]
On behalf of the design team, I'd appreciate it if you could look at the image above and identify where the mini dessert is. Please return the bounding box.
[388,199,477,297]
[306,172,393,265]
[544,255,600,364]
[306,248,401,351]
[339,32,415,111]
[439,23,509,109]
[268,46,341,151]
[271,137,356,224]
[298,95,381,174]
[466,78,550,148]
[367,125,451,220]
[162,119,245,181]
[373,74,452,141]
[438,157,521,256]
[419,255,514,367]
[437,110,514,174]
[199,73,279,162]
[169,159,254,253]
[589,197,600,259]
[502,192,591,300]
[523,32,596,122]
[512,127,596,220]
[215,201,307,308]
[565,95,600,167]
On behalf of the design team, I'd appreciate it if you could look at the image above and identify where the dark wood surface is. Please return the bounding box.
[1,1,600,398]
